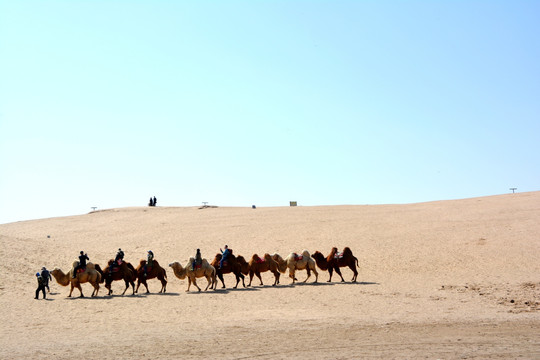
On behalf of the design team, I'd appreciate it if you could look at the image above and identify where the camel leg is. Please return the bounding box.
[335,266,345,282]
[328,267,334,282]
[68,283,74,297]
[204,275,211,291]
[217,272,226,289]
[312,265,318,283]
[248,271,254,287]
[256,272,263,286]
[122,279,129,295]
[92,282,99,297]
[303,265,311,283]
[135,279,141,293]
[289,268,296,284]
[75,283,84,297]
[157,273,166,293]
[350,263,358,282]
[192,277,201,292]
[272,271,280,286]
[187,277,192,292]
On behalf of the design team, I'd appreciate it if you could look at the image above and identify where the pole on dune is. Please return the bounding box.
[509,188,517,193]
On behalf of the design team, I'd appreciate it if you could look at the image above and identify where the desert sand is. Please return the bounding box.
[1,192,539,359]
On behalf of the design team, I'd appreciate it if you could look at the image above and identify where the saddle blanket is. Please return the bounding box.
[76,268,86,273]
[334,252,344,259]
[293,254,303,261]
[255,258,266,264]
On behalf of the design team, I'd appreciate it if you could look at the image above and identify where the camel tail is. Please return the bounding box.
[354,256,359,268]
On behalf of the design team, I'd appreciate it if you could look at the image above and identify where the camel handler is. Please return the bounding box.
[41,267,52,293]
[35,272,46,299]
[72,251,89,278]
[144,250,154,277]
[192,249,203,271]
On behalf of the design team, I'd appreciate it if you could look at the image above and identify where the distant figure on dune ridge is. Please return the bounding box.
[153,196,157,206]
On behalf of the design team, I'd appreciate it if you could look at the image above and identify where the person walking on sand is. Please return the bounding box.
[35,273,46,299]
[41,267,52,293]
[153,196,157,206]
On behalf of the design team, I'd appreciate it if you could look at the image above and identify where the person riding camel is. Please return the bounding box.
[144,250,154,277]
[192,248,203,271]
[114,248,125,266]
[219,245,231,269]
[73,251,89,278]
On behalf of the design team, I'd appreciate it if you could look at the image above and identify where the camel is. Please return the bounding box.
[99,259,137,295]
[135,259,167,293]
[50,261,101,297]
[272,250,318,284]
[247,253,280,286]
[210,253,248,289]
[168,258,216,292]
[312,247,359,282]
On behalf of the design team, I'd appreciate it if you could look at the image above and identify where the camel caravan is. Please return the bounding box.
[49,247,359,298]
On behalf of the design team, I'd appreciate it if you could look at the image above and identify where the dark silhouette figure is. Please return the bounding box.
[41,267,52,293]
[35,273,46,299]
[153,196,157,206]
[73,251,89,278]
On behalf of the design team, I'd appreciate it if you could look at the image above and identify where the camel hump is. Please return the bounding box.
[342,247,353,256]
[301,249,311,257]
[251,254,261,262]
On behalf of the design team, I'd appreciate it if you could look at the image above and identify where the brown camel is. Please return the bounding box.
[168,258,216,292]
[51,261,101,297]
[135,259,167,293]
[272,250,318,284]
[247,253,280,286]
[99,259,137,295]
[210,253,248,289]
[312,247,359,282]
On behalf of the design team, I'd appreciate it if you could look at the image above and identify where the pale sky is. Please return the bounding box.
[1,1,539,224]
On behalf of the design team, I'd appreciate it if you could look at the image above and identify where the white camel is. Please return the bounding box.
[272,250,318,284]
[168,258,216,292]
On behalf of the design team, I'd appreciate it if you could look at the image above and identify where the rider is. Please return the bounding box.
[41,267,52,293]
[73,251,89,278]
[144,250,154,277]
[219,245,231,269]
[192,248,203,271]
[114,248,125,265]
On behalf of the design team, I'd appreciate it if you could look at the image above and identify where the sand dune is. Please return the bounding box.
[1,192,539,359]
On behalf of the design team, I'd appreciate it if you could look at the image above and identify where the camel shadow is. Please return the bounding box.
[135,292,180,297]
[210,287,261,294]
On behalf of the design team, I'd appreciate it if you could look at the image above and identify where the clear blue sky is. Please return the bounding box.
[1,1,539,224]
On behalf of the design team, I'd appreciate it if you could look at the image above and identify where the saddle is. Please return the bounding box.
[334,252,344,259]
[255,257,266,264]
[111,266,120,273]
[76,267,86,274]
[117,259,123,265]
[293,253,303,261]
[193,263,202,270]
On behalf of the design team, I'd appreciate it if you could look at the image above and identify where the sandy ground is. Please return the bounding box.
[1,192,539,359]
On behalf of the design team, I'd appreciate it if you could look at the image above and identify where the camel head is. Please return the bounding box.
[168,261,187,279]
